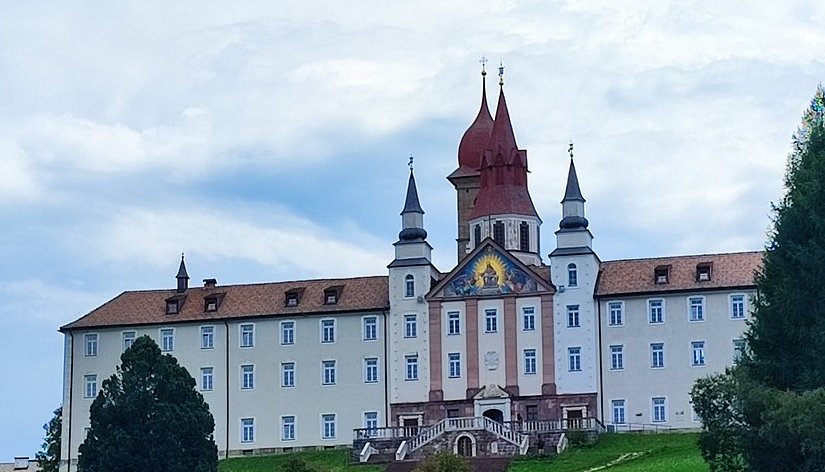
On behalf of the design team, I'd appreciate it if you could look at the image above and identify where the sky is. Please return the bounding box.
[1,0,824,460]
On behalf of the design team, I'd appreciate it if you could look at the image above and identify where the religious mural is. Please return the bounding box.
[443,245,540,297]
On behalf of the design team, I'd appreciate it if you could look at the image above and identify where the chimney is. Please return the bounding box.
[14,457,29,470]
[203,278,217,289]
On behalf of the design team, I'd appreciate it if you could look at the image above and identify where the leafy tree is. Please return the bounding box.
[412,450,470,472]
[35,406,62,472]
[690,369,746,472]
[78,335,217,472]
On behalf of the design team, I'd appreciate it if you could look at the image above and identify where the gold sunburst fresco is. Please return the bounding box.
[444,246,540,297]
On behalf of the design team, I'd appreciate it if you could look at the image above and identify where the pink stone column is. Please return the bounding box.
[504,297,518,392]
[428,300,443,401]
[465,299,479,394]
[541,294,557,394]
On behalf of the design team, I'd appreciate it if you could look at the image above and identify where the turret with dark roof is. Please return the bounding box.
[176,254,189,293]
[399,169,427,241]
[559,158,589,230]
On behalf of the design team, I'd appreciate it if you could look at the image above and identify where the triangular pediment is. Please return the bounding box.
[429,239,553,299]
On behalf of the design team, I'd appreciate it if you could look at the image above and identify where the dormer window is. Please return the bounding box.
[166,300,179,314]
[324,286,342,305]
[654,265,670,284]
[204,297,218,312]
[696,263,713,282]
[284,288,305,307]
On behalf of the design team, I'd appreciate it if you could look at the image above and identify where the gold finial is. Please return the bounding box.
[568,140,574,159]
[408,153,414,171]
[479,56,488,76]
[498,61,505,86]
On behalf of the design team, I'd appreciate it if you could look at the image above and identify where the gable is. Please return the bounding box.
[432,243,549,298]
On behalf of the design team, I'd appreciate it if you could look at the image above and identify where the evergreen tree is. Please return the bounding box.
[35,406,62,472]
[745,85,825,389]
[738,86,825,471]
[78,335,217,472]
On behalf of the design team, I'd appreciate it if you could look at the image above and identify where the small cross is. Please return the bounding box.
[408,154,414,170]
[479,56,488,75]
[568,140,574,159]
[498,61,505,86]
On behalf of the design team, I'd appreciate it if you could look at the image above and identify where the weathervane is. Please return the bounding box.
[479,56,488,76]
[408,153,414,171]
[498,61,505,86]
[568,140,574,159]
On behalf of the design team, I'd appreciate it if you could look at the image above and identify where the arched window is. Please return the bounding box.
[568,263,578,287]
[405,274,415,298]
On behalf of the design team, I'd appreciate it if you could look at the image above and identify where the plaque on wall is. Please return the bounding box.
[484,351,500,370]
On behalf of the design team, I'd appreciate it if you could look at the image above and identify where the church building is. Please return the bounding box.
[58,67,760,469]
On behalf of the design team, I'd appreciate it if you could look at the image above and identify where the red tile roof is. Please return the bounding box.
[596,251,763,296]
[61,276,389,331]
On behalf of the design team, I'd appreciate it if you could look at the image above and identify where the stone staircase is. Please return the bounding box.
[396,416,528,460]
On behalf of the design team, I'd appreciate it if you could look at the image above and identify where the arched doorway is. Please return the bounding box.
[456,435,474,457]
[483,408,504,423]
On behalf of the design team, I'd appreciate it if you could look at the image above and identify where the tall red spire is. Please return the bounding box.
[469,82,538,220]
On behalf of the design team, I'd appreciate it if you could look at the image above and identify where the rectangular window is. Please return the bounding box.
[493,221,505,245]
[524,349,537,375]
[448,353,461,378]
[404,314,417,338]
[201,326,214,350]
[241,418,255,443]
[322,414,336,439]
[568,347,582,372]
[522,306,536,331]
[122,331,136,352]
[85,334,98,357]
[526,405,539,422]
[519,222,530,251]
[240,323,254,348]
[364,411,379,435]
[610,345,624,370]
[364,357,379,383]
[322,360,336,385]
[612,399,626,424]
[648,299,664,324]
[321,319,335,343]
[201,367,214,391]
[651,343,665,368]
[405,355,419,381]
[281,321,295,345]
[652,397,667,423]
[363,316,378,341]
[282,416,296,441]
[160,328,174,351]
[282,362,295,388]
[447,311,461,335]
[730,295,746,319]
[733,339,746,362]
[241,364,255,390]
[84,374,97,398]
[689,297,705,322]
[608,302,623,326]
[567,305,580,328]
[485,309,498,333]
[692,341,706,366]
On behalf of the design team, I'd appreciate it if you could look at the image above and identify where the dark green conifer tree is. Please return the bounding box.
[78,335,217,472]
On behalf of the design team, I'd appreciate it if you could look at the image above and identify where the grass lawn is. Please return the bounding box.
[509,433,707,472]
[218,449,384,472]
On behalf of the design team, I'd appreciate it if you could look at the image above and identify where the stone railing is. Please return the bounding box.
[405,417,529,455]
[395,440,409,461]
[606,422,673,433]
[556,432,569,454]
[358,442,377,463]
[504,417,604,433]
[353,425,424,440]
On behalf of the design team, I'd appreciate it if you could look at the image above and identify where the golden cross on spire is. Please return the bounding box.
[479,56,488,76]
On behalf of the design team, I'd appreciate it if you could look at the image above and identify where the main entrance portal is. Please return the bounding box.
[483,408,504,423]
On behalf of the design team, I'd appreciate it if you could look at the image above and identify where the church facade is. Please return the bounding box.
[58,71,760,469]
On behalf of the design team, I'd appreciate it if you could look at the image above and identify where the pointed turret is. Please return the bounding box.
[559,158,589,230]
[448,63,495,262]
[176,254,189,293]
[399,169,427,241]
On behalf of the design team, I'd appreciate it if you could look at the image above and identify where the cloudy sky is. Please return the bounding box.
[2,0,824,459]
